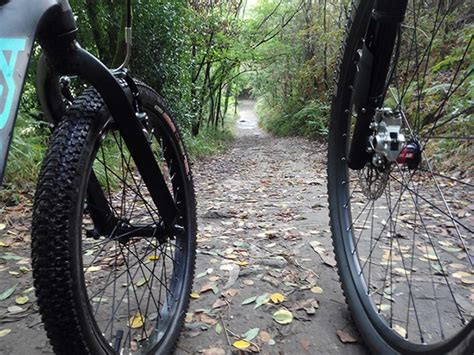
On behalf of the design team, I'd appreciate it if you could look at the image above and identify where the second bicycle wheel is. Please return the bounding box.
[328,1,473,353]
[32,82,196,354]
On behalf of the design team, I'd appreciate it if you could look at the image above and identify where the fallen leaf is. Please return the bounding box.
[215,323,223,334]
[259,331,272,342]
[148,255,160,262]
[233,339,251,350]
[0,224,6,230]
[423,253,438,261]
[199,313,218,325]
[136,277,148,287]
[223,289,238,298]
[202,348,225,355]
[129,313,144,329]
[0,284,17,301]
[272,309,293,325]
[255,293,270,309]
[190,292,200,299]
[84,266,101,273]
[336,329,358,343]
[242,296,257,305]
[0,329,11,337]
[304,301,319,315]
[453,271,472,280]
[461,276,474,285]
[212,298,228,309]
[270,293,286,304]
[393,324,407,338]
[8,306,25,314]
[243,327,260,341]
[310,286,323,294]
[224,264,240,289]
[0,254,22,261]
[15,296,29,305]
[393,268,411,277]
[243,279,254,286]
[309,241,337,267]
[200,283,217,294]
[185,313,193,323]
[301,339,311,351]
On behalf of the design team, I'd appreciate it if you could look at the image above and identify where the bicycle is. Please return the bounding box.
[328,0,473,353]
[0,1,196,353]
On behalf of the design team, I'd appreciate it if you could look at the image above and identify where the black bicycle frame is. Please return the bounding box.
[348,0,409,170]
[0,0,178,230]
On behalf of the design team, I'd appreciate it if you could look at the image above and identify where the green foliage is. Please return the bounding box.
[3,83,49,191]
[258,99,328,138]
[248,0,350,138]
[186,125,234,159]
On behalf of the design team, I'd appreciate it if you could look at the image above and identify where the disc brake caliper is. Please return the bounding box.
[368,108,406,168]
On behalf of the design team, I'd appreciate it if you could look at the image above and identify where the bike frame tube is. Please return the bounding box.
[0,0,60,183]
[0,0,179,229]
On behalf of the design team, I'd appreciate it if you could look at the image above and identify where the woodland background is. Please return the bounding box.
[3,0,473,199]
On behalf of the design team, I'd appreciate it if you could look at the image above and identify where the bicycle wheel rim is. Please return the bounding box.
[330,0,473,352]
[79,104,192,353]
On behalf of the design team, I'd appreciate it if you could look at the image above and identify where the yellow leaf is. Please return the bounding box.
[0,241,9,247]
[311,286,323,294]
[233,340,251,350]
[236,261,249,266]
[15,296,29,305]
[148,255,160,262]
[190,292,200,299]
[270,293,286,304]
[129,313,144,329]
[0,224,6,230]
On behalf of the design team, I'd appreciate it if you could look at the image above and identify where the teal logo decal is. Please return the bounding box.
[0,38,27,130]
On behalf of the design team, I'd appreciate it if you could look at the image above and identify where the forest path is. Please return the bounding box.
[178,100,366,354]
[0,100,365,355]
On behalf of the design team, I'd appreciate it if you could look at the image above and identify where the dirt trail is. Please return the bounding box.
[0,100,365,354]
[177,100,365,354]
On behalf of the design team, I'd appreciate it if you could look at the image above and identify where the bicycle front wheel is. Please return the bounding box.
[328,1,473,353]
[32,82,196,354]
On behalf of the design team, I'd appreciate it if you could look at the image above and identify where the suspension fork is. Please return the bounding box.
[36,7,179,232]
[348,0,409,170]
